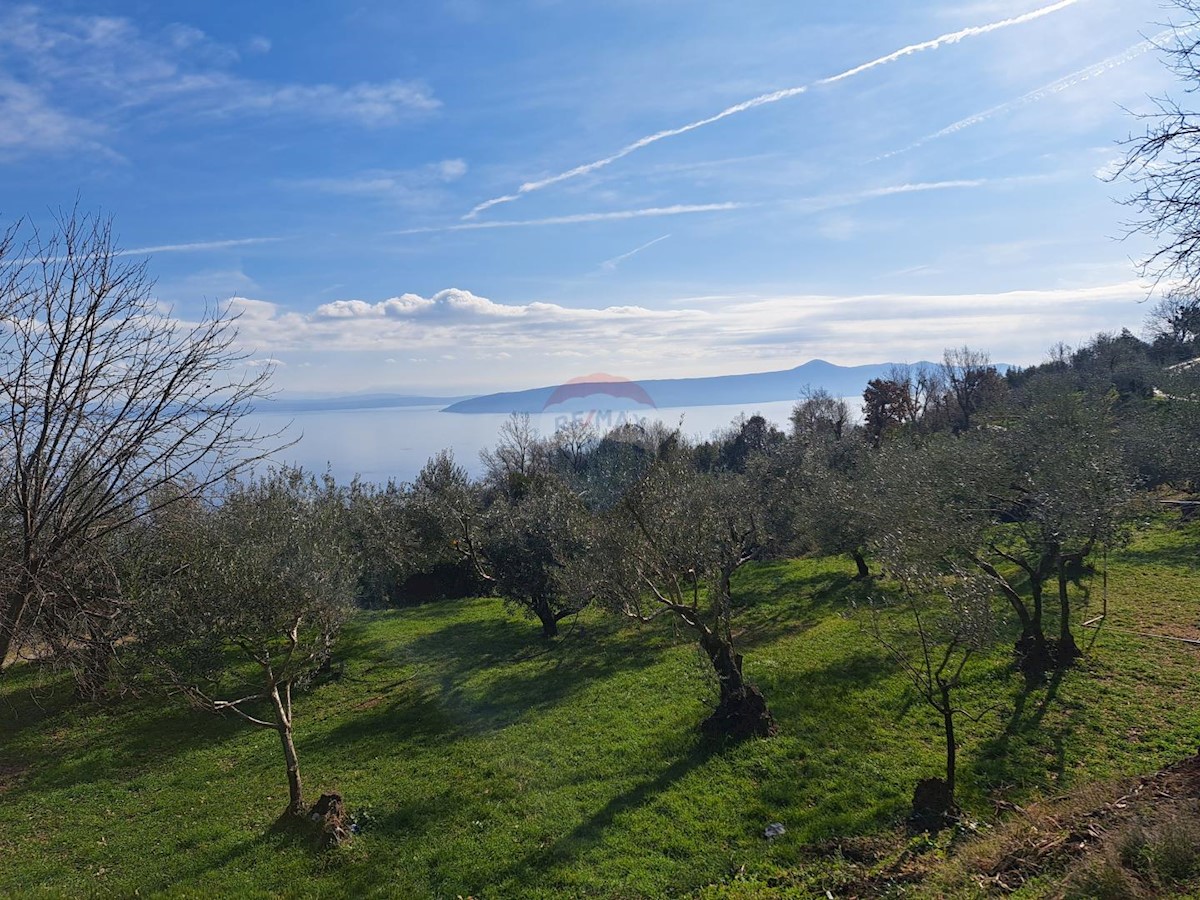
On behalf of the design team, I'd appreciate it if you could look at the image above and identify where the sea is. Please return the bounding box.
[247,399,803,485]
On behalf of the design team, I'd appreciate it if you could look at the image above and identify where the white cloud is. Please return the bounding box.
[218,80,438,126]
[437,159,468,180]
[0,6,439,155]
[291,160,467,205]
[0,76,102,154]
[220,280,1153,380]
[315,290,528,320]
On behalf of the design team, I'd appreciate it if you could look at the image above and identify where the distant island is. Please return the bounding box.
[258,359,1016,416]
[257,393,475,414]
[442,359,946,414]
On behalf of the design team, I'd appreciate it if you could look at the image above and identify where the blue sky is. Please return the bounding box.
[0,0,1182,394]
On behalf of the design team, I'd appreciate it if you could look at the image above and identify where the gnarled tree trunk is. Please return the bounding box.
[1017,573,1052,674]
[697,629,776,740]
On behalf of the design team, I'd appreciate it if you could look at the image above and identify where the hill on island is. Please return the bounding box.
[442,359,949,414]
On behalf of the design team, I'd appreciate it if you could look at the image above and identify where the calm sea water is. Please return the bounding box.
[247,400,802,484]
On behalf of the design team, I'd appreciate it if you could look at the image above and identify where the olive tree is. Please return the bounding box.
[787,396,874,578]
[418,435,589,638]
[565,443,777,740]
[130,468,356,818]
[867,550,995,821]
[991,383,1131,662]
[868,386,1131,674]
[0,210,276,672]
[451,472,591,638]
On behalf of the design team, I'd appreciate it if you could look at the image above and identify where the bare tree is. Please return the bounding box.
[130,468,356,818]
[887,363,948,429]
[790,387,850,442]
[1146,290,1200,359]
[940,346,1004,433]
[0,209,279,671]
[480,412,542,489]
[546,418,598,475]
[1115,1,1200,294]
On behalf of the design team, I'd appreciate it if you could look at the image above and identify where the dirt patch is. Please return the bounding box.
[933,752,1200,897]
[0,761,29,794]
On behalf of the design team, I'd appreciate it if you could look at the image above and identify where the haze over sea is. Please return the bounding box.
[251,400,801,484]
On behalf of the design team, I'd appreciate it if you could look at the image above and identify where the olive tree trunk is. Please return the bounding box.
[269,683,304,817]
[1056,562,1081,665]
[697,629,776,740]
[532,597,560,639]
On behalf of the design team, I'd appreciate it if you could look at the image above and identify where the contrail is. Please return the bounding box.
[465,0,1084,218]
[3,236,284,266]
[117,237,284,257]
[876,25,1189,162]
[398,203,743,235]
[600,233,672,270]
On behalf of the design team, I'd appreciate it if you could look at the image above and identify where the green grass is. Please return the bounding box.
[1,520,1198,898]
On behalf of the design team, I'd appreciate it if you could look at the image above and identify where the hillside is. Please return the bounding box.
[441,360,951,414]
[1,520,1198,898]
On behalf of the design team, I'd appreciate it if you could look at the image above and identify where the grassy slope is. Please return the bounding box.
[0,521,1197,899]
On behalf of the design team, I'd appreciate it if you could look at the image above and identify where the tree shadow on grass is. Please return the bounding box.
[734,560,863,613]
[0,663,78,739]
[4,697,247,799]
[1110,541,1197,571]
[759,650,898,748]
[303,679,458,757]
[1,658,272,800]
[733,562,875,652]
[972,666,1071,795]
[134,807,343,896]
[312,616,666,748]
[481,741,720,896]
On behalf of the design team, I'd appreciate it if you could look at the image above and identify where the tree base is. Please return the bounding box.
[700,683,778,741]
[910,777,955,831]
[1015,633,1053,681]
[307,792,352,848]
[1053,635,1081,667]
